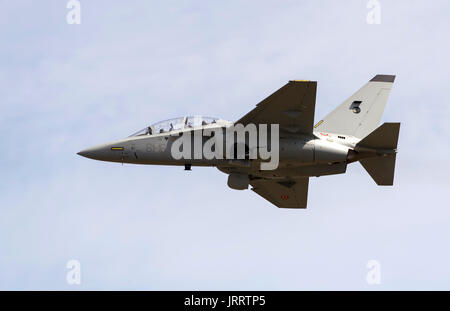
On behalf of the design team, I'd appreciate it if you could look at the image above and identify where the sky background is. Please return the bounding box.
[1,0,449,290]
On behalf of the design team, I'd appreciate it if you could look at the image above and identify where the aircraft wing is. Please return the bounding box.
[236,80,317,134]
[250,178,309,208]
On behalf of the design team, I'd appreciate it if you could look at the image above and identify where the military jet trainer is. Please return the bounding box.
[78,74,400,208]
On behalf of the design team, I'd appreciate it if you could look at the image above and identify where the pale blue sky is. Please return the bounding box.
[1,0,449,290]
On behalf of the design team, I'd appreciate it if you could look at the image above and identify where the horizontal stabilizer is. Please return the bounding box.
[356,122,400,150]
[360,154,397,186]
[357,122,400,186]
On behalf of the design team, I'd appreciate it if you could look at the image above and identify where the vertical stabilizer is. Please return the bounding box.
[315,75,395,138]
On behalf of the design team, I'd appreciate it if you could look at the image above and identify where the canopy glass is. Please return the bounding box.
[130,116,219,137]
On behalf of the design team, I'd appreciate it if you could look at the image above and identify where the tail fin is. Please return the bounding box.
[315,74,395,138]
[356,122,400,186]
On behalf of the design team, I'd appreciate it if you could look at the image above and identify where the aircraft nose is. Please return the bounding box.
[77,141,126,162]
[77,146,104,160]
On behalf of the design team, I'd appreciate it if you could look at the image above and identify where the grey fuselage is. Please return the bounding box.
[77,122,362,180]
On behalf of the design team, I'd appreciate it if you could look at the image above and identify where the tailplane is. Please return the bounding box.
[355,122,400,186]
[357,122,400,150]
[359,155,397,186]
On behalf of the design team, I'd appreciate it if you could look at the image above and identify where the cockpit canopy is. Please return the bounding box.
[130,116,220,137]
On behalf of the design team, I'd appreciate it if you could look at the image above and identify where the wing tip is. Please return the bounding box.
[289,80,317,83]
[370,74,396,83]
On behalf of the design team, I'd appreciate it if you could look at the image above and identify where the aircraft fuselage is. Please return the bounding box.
[77,124,361,179]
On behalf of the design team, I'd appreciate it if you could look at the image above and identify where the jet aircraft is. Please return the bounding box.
[78,75,400,208]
